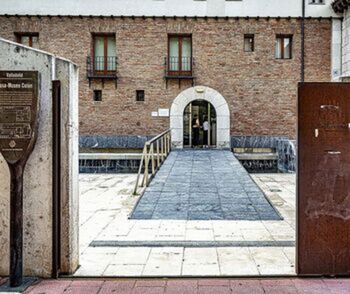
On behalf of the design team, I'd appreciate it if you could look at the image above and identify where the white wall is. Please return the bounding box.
[332,18,342,81]
[0,0,339,18]
[0,38,79,277]
[342,9,350,79]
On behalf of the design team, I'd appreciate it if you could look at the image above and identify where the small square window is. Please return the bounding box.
[244,34,254,52]
[93,90,102,101]
[136,90,145,102]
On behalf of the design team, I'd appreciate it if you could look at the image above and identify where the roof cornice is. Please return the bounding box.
[0,14,337,21]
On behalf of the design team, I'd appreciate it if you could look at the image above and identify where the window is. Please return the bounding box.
[93,34,116,74]
[136,90,145,102]
[15,33,39,48]
[275,35,292,59]
[168,35,192,76]
[244,34,254,52]
[93,90,102,102]
[309,0,325,4]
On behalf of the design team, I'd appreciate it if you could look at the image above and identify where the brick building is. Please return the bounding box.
[0,0,341,149]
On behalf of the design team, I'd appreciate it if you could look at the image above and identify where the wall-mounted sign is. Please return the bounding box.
[158,108,169,117]
[151,111,158,117]
[0,71,39,164]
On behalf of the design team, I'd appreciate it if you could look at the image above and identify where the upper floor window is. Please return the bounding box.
[93,34,116,74]
[275,35,292,60]
[168,35,192,76]
[244,34,254,52]
[15,33,39,49]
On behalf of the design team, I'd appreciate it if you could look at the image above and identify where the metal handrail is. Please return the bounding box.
[133,129,171,195]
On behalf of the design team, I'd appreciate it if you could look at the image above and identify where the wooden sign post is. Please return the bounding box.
[0,71,39,287]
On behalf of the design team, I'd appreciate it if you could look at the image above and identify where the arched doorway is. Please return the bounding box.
[170,86,230,149]
[183,100,217,147]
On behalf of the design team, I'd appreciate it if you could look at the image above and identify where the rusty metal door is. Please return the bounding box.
[298,83,350,276]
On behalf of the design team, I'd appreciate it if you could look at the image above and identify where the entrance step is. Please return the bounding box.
[90,240,295,248]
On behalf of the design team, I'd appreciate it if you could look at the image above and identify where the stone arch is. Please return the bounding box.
[170,86,230,149]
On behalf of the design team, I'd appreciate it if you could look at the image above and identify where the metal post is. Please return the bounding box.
[161,137,165,161]
[141,154,146,187]
[141,149,147,186]
[143,145,150,186]
[156,140,160,168]
[189,103,192,147]
[169,133,171,153]
[208,103,211,147]
[9,163,24,287]
[169,132,171,151]
[135,145,146,192]
[167,133,170,154]
[164,135,168,156]
[151,143,155,176]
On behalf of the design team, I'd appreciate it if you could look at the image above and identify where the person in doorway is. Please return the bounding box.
[203,116,209,148]
[192,114,201,147]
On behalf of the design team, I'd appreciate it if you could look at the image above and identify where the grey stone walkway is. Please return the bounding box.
[131,150,281,221]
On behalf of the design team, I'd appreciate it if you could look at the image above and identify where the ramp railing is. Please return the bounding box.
[133,129,171,195]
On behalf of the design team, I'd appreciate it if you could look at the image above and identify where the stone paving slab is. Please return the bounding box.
[77,173,296,277]
[74,246,296,276]
[0,277,347,294]
[131,150,281,221]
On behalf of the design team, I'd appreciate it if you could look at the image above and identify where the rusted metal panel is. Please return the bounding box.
[298,83,350,276]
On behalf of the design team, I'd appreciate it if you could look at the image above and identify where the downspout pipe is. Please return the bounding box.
[301,0,305,82]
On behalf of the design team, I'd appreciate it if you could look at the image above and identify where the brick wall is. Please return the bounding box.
[0,16,332,139]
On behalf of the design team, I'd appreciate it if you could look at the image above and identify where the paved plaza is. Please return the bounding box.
[131,150,281,221]
[3,277,350,294]
[76,167,296,277]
